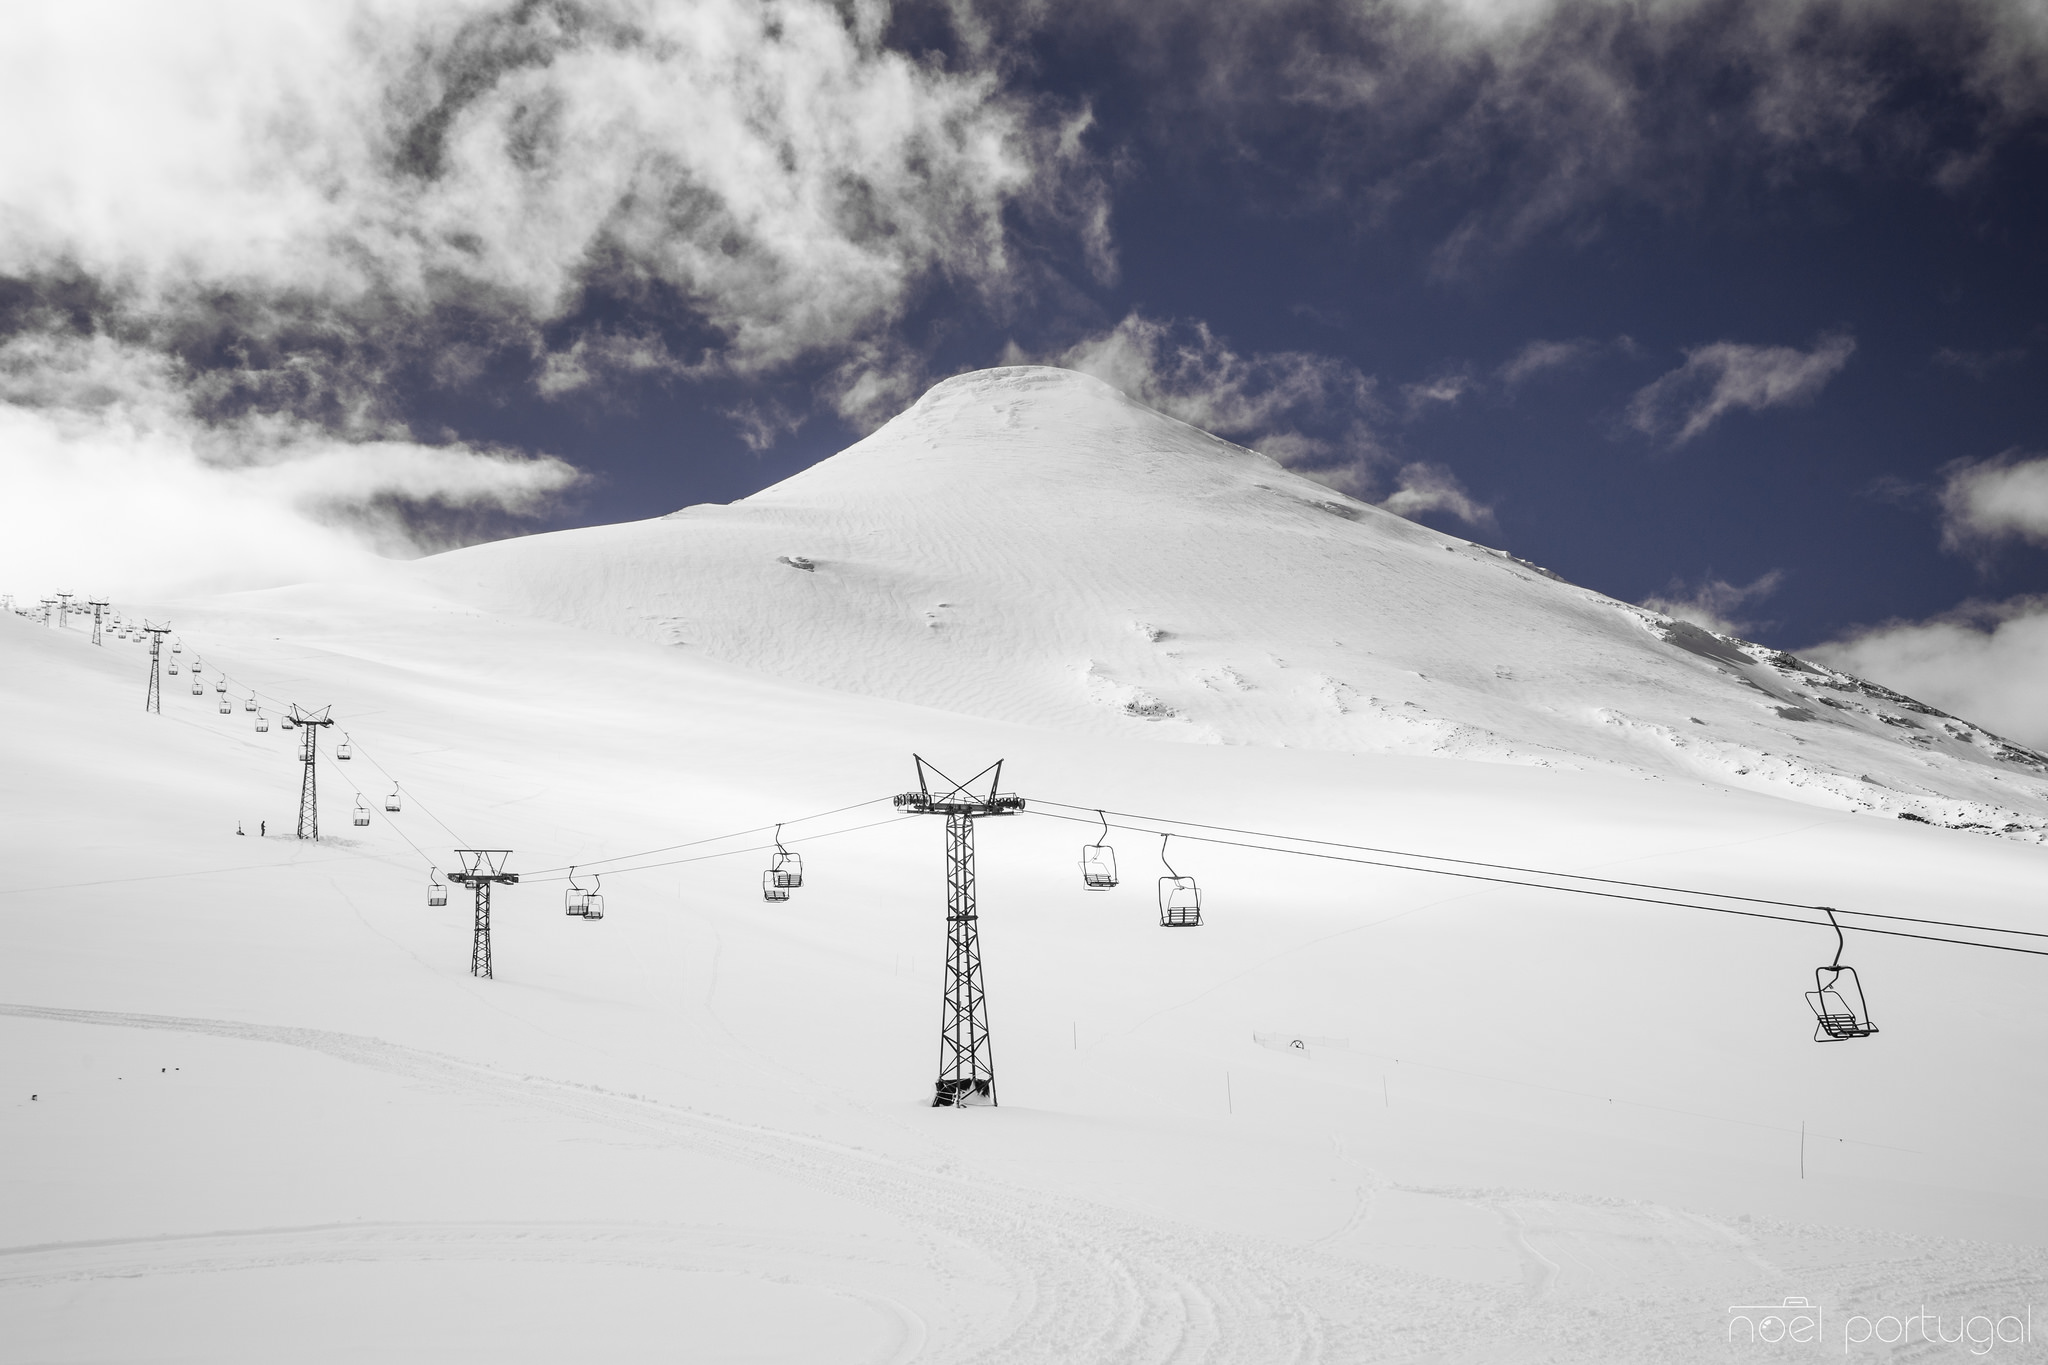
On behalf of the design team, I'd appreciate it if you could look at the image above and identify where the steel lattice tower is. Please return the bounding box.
[142,623,171,712]
[55,593,73,629]
[448,850,517,979]
[894,756,1023,1107]
[288,705,335,838]
[88,599,108,645]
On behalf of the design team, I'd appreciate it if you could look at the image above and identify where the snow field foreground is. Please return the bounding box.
[5,590,2048,1363]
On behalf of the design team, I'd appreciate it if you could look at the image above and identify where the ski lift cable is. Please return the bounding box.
[1020,808,2048,959]
[521,796,900,878]
[1027,797,1841,910]
[320,750,439,873]
[1027,798,2048,942]
[521,813,922,883]
[338,736,469,847]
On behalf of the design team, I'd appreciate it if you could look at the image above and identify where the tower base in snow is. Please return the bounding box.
[932,1078,995,1107]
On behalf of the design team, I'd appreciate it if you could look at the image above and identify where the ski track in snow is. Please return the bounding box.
[8,1003,2041,1362]
[0,1002,1335,1363]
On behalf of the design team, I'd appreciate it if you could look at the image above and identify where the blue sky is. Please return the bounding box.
[3,0,2046,736]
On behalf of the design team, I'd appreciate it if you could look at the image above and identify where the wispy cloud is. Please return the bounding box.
[1640,569,1786,638]
[1932,346,2029,379]
[1070,0,2048,272]
[1039,312,1495,526]
[1378,461,1496,530]
[1498,337,1601,387]
[1625,333,1856,445]
[1400,369,1477,417]
[1049,311,1380,459]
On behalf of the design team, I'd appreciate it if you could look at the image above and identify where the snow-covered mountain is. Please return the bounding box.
[416,365,2048,836]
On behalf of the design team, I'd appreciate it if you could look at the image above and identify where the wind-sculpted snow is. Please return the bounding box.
[416,366,2048,838]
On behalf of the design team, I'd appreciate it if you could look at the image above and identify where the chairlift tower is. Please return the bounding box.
[88,599,108,645]
[893,756,1024,1107]
[55,592,73,629]
[142,622,172,713]
[448,850,517,979]
[287,705,335,838]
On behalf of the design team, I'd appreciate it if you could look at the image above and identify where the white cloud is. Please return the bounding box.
[0,0,1100,413]
[1625,333,1855,445]
[0,334,578,596]
[1809,598,2048,749]
[1498,337,1598,386]
[0,0,1112,591]
[1378,462,1496,529]
[1938,450,2048,555]
[1640,569,1785,638]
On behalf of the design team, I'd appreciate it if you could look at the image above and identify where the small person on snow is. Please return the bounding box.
[236,822,244,836]
[260,820,266,837]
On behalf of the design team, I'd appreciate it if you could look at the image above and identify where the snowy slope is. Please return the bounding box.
[414,366,2048,837]
[5,588,2048,1363]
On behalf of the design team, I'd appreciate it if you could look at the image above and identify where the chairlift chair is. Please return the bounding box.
[1079,809,1119,889]
[336,733,351,760]
[254,710,269,733]
[581,874,604,921]
[565,867,590,917]
[769,825,802,889]
[190,679,204,695]
[761,869,792,903]
[214,678,226,694]
[168,661,178,675]
[427,869,448,907]
[171,640,181,654]
[280,713,295,729]
[352,796,370,827]
[217,696,232,715]
[385,786,401,813]
[1804,908,1878,1041]
[243,695,256,712]
[1157,834,1203,928]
